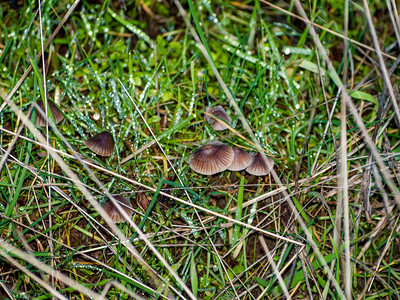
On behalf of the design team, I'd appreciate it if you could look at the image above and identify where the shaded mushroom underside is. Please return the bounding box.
[36,100,64,126]
[246,153,274,176]
[190,142,234,175]
[204,106,231,131]
[84,131,115,156]
[102,195,133,223]
[228,147,253,171]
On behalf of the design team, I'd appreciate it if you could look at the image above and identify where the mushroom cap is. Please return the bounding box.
[102,195,133,223]
[246,152,274,176]
[84,131,115,156]
[136,192,150,212]
[227,147,253,171]
[189,141,234,175]
[204,106,231,131]
[36,100,64,126]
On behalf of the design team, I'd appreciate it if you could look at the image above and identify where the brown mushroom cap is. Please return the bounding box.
[84,131,115,156]
[102,195,133,223]
[204,106,231,131]
[136,192,150,212]
[36,100,64,126]
[227,147,253,171]
[246,152,274,176]
[189,141,234,175]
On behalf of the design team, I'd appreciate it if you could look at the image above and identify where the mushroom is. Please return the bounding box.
[189,141,234,175]
[136,192,150,212]
[35,100,64,126]
[84,131,115,156]
[102,195,133,223]
[227,147,253,171]
[204,106,231,131]
[246,152,274,176]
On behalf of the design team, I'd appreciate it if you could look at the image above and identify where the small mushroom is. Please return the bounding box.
[189,141,234,175]
[228,147,253,171]
[137,192,150,212]
[84,131,115,156]
[102,195,133,223]
[204,106,231,131]
[35,100,64,126]
[246,152,274,176]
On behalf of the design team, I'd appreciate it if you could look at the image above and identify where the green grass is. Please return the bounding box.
[1,0,400,299]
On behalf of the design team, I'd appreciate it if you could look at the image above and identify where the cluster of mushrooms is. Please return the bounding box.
[37,101,273,223]
[189,106,274,176]
[36,100,134,223]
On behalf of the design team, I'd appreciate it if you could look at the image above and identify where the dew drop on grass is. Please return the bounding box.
[188,93,196,115]
[202,0,211,8]
[272,111,280,118]
[55,140,66,155]
[208,13,221,25]
[173,107,183,127]
[93,111,100,120]
[223,44,266,67]
[100,102,107,128]
[8,30,16,38]
[70,262,102,271]
[128,74,135,86]
[180,211,199,238]
[163,249,174,265]
[81,12,92,37]
[283,47,291,55]
[54,86,61,105]
[92,70,102,86]
[255,130,263,139]
[138,81,151,103]
[68,117,85,137]
[125,23,152,46]
[123,118,137,140]
[108,126,116,146]
[293,81,300,90]
[64,64,74,76]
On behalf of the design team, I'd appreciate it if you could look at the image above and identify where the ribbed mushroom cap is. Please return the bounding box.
[36,100,64,126]
[227,147,253,171]
[189,141,234,175]
[204,106,231,131]
[246,152,274,176]
[84,131,115,156]
[102,195,133,223]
